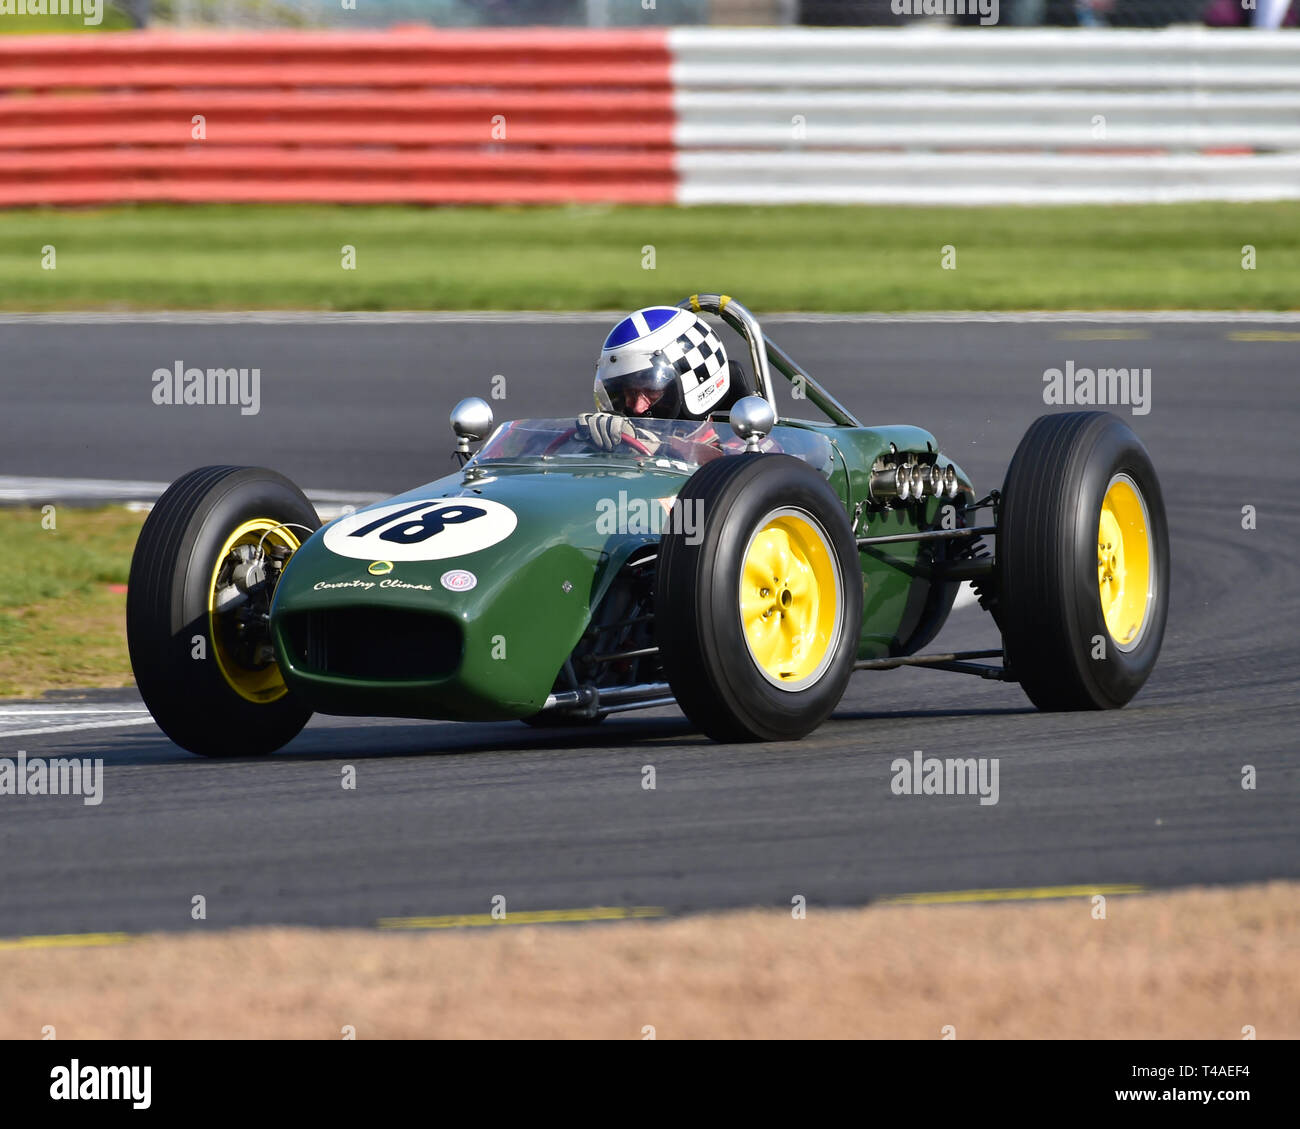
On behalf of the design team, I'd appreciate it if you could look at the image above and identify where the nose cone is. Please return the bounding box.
[269,463,692,722]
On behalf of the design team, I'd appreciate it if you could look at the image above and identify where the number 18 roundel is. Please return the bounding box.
[323,499,519,562]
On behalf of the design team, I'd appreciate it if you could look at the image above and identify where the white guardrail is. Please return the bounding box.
[668,27,1300,204]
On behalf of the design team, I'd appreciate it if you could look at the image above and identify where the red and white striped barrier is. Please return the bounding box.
[3,27,1298,207]
[0,29,675,206]
[669,27,1300,205]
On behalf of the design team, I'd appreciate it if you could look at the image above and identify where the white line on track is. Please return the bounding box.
[0,718,156,740]
[0,476,171,503]
[0,708,148,716]
[0,476,384,515]
[1,310,1298,325]
[0,703,154,740]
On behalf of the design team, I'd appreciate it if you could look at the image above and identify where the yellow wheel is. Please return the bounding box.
[655,454,861,742]
[998,412,1168,711]
[739,508,843,690]
[1097,474,1153,652]
[209,518,303,703]
[127,465,318,756]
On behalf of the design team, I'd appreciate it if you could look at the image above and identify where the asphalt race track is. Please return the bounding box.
[1,314,1297,936]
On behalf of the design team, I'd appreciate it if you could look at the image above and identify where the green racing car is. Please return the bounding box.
[126,294,1169,756]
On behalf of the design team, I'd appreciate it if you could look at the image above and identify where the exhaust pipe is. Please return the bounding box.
[870,465,908,504]
[870,463,952,504]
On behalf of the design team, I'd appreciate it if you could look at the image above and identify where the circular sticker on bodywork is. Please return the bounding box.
[323,498,518,562]
[441,569,478,592]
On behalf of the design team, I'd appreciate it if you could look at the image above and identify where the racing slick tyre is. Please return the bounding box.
[998,411,1169,711]
[126,466,319,756]
[656,454,863,742]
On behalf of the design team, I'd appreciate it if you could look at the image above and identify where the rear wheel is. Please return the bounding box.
[998,412,1169,710]
[656,454,862,741]
[127,466,319,756]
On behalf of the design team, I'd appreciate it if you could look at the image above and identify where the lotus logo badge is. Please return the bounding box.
[368,560,394,576]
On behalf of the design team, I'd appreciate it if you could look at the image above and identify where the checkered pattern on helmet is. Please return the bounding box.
[661,320,726,388]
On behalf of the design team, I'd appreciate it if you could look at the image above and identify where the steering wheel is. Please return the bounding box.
[542,424,653,458]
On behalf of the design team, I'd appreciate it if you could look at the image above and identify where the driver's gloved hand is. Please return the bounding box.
[577,411,629,451]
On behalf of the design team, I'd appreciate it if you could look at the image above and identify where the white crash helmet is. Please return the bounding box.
[595,306,730,421]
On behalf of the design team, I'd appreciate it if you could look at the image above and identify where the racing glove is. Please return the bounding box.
[577,411,627,451]
[577,413,626,452]
[577,412,663,456]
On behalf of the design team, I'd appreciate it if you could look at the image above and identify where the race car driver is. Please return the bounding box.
[576,305,744,455]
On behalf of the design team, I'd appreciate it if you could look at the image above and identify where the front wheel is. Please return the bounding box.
[656,454,863,742]
[126,465,319,756]
[998,412,1169,711]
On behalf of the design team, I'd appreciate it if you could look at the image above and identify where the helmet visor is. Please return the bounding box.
[595,356,682,419]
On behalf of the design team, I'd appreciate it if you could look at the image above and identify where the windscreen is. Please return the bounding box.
[470,418,834,476]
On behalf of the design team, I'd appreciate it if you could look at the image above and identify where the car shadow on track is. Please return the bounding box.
[832,706,1035,722]
[272,716,705,761]
[91,714,703,765]
[272,705,1040,761]
[88,705,1034,766]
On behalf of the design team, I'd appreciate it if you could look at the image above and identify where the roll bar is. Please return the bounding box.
[677,294,862,428]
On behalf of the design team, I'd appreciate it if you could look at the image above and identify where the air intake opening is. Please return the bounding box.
[280,608,462,681]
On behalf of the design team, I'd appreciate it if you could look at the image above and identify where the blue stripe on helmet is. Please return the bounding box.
[639,306,679,332]
[603,307,681,350]
[602,316,643,350]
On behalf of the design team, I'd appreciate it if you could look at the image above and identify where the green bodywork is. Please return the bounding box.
[270,421,974,722]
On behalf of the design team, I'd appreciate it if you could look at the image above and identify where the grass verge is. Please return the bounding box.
[2,202,1298,311]
[0,882,1294,1038]
[0,506,143,698]
[0,6,134,33]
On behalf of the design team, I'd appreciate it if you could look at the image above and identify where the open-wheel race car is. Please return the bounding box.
[126,294,1169,756]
